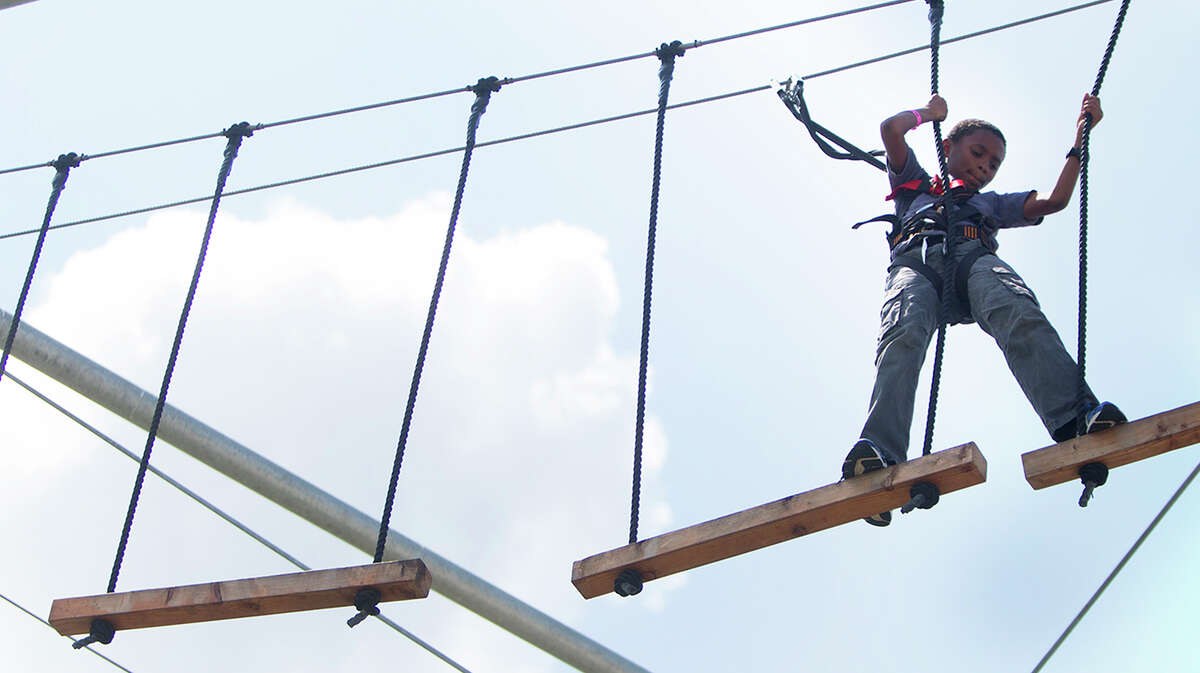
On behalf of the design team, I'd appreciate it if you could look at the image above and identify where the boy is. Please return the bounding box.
[843,93,1125,526]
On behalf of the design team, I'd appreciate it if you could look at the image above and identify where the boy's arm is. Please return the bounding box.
[1023,94,1104,219]
[880,95,948,171]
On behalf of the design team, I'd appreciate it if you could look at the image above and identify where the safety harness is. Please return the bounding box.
[854,175,992,320]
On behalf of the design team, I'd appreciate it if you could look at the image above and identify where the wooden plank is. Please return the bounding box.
[1022,401,1200,490]
[572,443,986,599]
[49,559,430,636]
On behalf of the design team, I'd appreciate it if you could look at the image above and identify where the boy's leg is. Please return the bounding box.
[858,260,940,465]
[965,254,1100,438]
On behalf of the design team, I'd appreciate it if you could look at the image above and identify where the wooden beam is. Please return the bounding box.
[49,559,430,636]
[1022,401,1200,490]
[572,443,986,599]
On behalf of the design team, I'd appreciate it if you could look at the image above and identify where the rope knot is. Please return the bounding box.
[655,40,686,62]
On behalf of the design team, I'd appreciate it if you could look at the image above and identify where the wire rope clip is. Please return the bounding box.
[1077,462,1109,508]
[71,618,115,649]
[900,481,941,514]
[346,587,382,628]
[613,568,644,597]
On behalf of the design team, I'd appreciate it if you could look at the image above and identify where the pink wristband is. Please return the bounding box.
[910,109,923,125]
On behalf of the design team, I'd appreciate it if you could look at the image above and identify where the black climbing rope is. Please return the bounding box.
[629,41,685,545]
[105,122,255,595]
[0,153,80,384]
[1076,0,1132,433]
[920,0,950,457]
[372,77,502,564]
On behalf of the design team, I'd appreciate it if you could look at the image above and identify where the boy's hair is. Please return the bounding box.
[948,118,1006,146]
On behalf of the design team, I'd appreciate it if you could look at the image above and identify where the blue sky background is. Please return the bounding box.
[1,1,1197,671]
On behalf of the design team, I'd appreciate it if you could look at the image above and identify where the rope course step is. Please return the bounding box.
[573,443,987,599]
[49,560,431,637]
[1021,401,1200,492]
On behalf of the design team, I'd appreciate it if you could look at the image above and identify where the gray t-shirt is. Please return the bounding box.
[889,144,1042,253]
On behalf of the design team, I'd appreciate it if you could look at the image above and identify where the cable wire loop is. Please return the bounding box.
[106,122,254,598]
[0,152,81,384]
[372,78,500,564]
[629,40,684,545]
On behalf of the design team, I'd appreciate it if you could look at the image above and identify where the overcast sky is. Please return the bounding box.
[1,1,1197,672]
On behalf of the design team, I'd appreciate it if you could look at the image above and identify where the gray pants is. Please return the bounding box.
[860,239,1095,464]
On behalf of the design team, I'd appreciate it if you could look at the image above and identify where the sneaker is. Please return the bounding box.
[842,439,894,527]
[1084,402,1127,435]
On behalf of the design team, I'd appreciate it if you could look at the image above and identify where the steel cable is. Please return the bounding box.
[0,1,917,177]
[0,0,1115,244]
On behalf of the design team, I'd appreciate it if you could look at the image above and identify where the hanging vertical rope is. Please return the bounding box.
[372,77,502,564]
[0,153,81,384]
[920,0,950,456]
[1076,0,1132,432]
[628,41,685,545]
[106,122,255,594]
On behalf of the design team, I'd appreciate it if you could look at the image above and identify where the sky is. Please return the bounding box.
[1,1,1197,672]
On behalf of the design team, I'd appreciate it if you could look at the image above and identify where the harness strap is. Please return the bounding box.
[889,245,991,319]
[954,246,990,317]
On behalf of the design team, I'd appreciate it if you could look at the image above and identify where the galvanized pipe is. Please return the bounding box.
[0,308,648,673]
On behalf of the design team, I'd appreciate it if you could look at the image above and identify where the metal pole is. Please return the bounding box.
[0,308,650,673]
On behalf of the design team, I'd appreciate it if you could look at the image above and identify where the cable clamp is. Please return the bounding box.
[1078,462,1109,508]
[222,121,258,139]
[655,40,686,62]
[900,481,941,514]
[470,76,503,96]
[71,618,116,649]
[613,568,644,597]
[51,153,83,171]
[346,587,382,627]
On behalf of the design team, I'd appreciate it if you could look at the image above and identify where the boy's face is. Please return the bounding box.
[943,129,1006,191]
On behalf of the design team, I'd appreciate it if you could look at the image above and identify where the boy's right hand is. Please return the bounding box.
[925,95,948,123]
